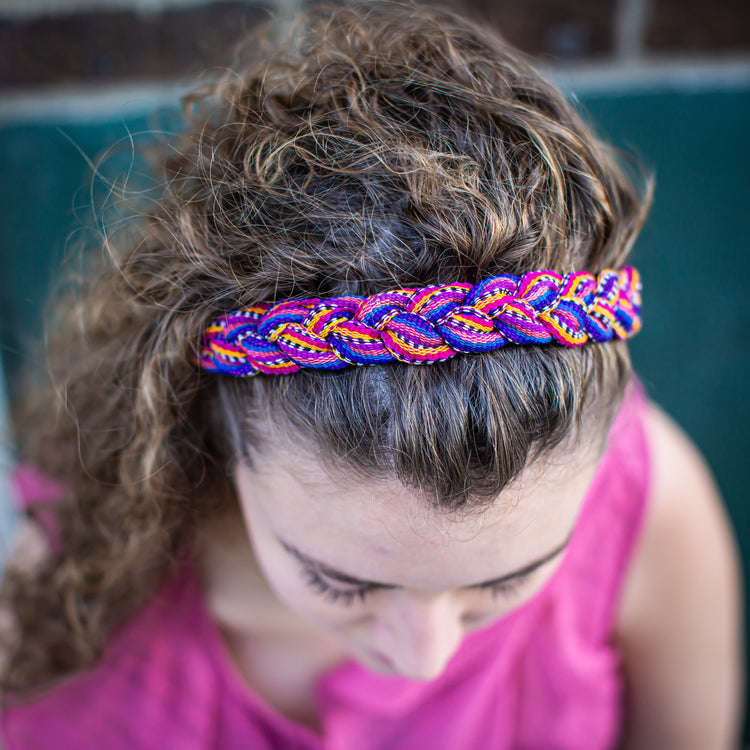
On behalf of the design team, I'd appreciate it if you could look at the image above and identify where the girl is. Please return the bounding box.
[0,2,743,748]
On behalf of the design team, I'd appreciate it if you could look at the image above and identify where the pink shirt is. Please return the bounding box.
[1,383,651,749]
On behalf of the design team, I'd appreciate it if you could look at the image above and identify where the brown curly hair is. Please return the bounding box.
[0,0,652,702]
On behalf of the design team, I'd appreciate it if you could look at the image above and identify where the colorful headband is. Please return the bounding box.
[198,266,641,377]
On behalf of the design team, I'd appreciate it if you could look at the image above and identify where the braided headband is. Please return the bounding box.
[198,266,641,377]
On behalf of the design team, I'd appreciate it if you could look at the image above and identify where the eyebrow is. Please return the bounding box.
[277,530,572,591]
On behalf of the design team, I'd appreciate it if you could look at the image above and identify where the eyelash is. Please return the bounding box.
[300,565,529,607]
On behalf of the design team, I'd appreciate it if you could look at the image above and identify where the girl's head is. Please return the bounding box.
[223,418,603,680]
[3,0,652,693]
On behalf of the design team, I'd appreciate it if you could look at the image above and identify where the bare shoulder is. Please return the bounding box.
[3,517,51,575]
[0,518,53,675]
[615,400,745,749]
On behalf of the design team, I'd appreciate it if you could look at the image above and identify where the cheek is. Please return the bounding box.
[239,509,362,627]
[262,555,366,629]
[462,559,568,627]
[498,558,565,613]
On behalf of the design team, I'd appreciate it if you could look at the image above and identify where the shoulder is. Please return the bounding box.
[0,518,53,680]
[614,400,745,749]
[3,518,52,574]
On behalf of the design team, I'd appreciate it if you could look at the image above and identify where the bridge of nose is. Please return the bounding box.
[375,590,465,680]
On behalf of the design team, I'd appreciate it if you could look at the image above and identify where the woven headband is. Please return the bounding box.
[198,266,641,377]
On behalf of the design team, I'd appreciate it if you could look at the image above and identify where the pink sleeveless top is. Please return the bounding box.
[1,383,652,750]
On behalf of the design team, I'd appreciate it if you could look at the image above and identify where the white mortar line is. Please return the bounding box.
[0,56,748,124]
[546,55,750,97]
[0,81,191,123]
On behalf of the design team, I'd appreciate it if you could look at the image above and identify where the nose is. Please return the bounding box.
[374,590,464,681]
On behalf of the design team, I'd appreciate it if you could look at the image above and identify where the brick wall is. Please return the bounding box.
[1,0,748,90]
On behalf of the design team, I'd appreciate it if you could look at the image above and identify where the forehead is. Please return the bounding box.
[234,435,601,587]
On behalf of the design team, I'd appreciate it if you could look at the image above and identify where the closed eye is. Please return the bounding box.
[283,531,570,607]
[299,562,535,607]
[475,571,533,600]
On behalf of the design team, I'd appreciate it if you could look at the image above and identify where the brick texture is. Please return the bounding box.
[647,0,750,52]
[0,1,270,89]
[0,0,748,90]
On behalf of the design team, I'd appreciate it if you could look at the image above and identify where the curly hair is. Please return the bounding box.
[0,0,652,701]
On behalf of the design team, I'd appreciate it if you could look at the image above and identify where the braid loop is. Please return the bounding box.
[199,267,641,376]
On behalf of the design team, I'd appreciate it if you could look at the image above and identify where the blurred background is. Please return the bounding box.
[0,0,749,737]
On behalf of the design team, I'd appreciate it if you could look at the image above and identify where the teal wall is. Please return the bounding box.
[0,110,171,383]
[1,83,749,730]
[583,89,750,536]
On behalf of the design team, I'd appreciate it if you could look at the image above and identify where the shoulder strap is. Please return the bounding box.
[560,380,653,643]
